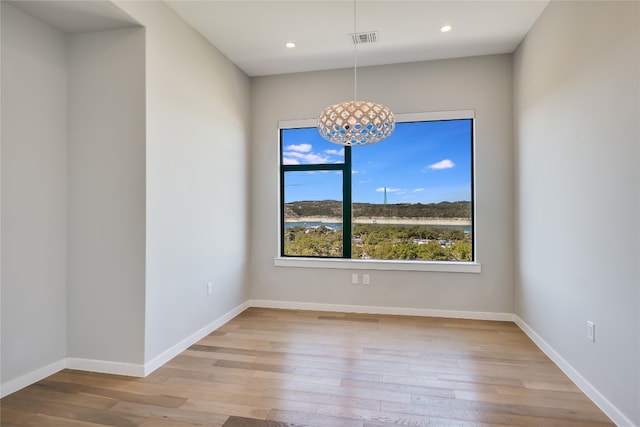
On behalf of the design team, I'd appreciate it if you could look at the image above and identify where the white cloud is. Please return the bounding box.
[325,148,345,156]
[413,188,425,192]
[428,159,455,170]
[303,153,330,163]
[281,141,346,165]
[283,151,329,164]
[376,187,401,193]
[286,143,312,153]
[282,157,300,165]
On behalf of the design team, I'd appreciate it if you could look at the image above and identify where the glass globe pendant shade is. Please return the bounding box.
[317,100,395,146]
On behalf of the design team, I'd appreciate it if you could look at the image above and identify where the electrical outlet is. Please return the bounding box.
[207,282,213,295]
[587,320,595,342]
[351,273,359,285]
[362,274,370,285]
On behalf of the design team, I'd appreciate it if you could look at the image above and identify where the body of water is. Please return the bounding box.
[284,222,472,232]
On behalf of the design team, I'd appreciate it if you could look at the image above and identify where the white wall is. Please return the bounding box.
[113,1,252,363]
[250,55,514,314]
[514,1,639,424]
[2,0,251,387]
[1,2,68,383]
[5,3,636,424]
[67,27,146,364]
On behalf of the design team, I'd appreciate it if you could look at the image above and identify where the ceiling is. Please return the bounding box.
[165,0,550,77]
[7,0,550,77]
[7,0,139,33]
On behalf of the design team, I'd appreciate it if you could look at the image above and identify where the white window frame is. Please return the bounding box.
[275,110,480,273]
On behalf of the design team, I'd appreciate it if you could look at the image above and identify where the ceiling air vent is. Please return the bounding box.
[351,31,378,45]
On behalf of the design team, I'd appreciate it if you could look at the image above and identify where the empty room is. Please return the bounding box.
[1,0,639,426]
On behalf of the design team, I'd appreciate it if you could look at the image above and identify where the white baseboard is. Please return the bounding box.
[142,300,251,376]
[248,299,515,322]
[0,358,66,398]
[514,316,636,427]
[66,357,145,377]
[2,299,634,427]
[252,300,635,426]
[0,300,251,397]
[0,299,515,399]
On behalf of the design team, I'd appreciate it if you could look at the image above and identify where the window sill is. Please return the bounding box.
[274,257,481,273]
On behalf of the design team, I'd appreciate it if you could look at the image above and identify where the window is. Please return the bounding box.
[279,111,475,264]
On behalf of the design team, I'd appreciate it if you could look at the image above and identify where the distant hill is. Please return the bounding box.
[285,200,471,219]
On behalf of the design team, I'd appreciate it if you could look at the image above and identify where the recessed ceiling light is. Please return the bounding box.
[285,41,296,48]
[440,25,453,33]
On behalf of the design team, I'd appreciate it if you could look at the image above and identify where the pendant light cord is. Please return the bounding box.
[353,0,357,101]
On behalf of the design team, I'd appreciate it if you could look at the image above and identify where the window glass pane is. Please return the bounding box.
[281,128,345,165]
[351,120,473,261]
[283,170,343,257]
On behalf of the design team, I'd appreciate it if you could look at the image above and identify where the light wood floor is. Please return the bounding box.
[1,308,614,427]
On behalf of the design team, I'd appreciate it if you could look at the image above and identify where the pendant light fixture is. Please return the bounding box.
[317,0,395,146]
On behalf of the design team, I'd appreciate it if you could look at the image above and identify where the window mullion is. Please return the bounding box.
[343,146,352,259]
[282,163,344,172]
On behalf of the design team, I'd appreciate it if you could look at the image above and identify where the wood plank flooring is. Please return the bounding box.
[0,308,614,426]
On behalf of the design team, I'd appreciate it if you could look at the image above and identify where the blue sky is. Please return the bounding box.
[282,119,472,204]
